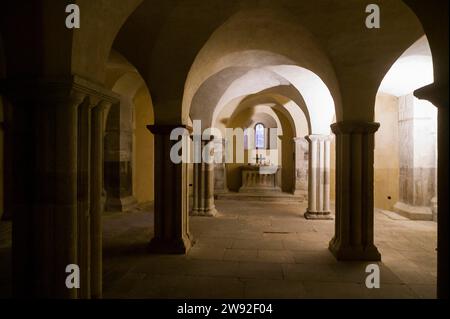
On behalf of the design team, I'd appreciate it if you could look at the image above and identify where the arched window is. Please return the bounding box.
[255,123,265,149]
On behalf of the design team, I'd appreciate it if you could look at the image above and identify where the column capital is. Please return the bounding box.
[331,121,380,135]
[305,134,333,143]
[96,99,113,112]
[0,75,120,106]
[415,83,448,109]
[147,124,193,135]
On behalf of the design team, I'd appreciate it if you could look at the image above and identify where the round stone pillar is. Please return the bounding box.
[304,135,333,220]
[191,138,217,216]
[329,121,381,261]
[214,138,229,194]
[146,124,193,254]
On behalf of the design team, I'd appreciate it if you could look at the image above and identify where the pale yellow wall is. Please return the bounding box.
[374,93,400,211]
[132,86,154,203]
[328,94,399,210]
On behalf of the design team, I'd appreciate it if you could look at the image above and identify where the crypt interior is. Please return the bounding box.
[0,0,448,299]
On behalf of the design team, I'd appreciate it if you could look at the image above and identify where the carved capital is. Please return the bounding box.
[331,121,380,135]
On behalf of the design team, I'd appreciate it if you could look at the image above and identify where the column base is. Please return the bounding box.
[304,211,333,220]
[105,195,137,212]
[148,235,194,254]
[329,238,381,261]
[190,207,217,217]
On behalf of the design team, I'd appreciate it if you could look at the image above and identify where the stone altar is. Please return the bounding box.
[239,164,281,193]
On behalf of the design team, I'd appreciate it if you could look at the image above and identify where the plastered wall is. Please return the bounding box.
[132,86,155,204]
[374,93,400,211]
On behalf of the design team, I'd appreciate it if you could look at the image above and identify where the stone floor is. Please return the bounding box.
[0,199,437,298]
[102,200,437,299]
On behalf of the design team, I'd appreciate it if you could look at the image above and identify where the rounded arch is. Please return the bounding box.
[373,35,436,214]
[71,0,144,83]
[103,50,155,210]
[229,104,283,136]
[378,35,433,97]
[183,8,343,124]
[218,94,305,139]
[191,62,335,137]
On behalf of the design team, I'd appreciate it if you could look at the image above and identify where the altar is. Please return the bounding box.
[239,164,282,193]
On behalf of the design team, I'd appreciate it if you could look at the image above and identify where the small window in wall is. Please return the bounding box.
[255,123,265,149]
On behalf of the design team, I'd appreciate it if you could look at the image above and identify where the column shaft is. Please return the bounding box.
[191,139,217,216]
[77,99,92,298]
[6,85,84,298]
[329,121,381,261]
[90,100,109,299]
[147,125,193,254]
[304,135,333,220]
[4,76,119,298]
[214,138,228,194]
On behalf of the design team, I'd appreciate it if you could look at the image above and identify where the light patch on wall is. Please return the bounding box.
[379,55,433,97]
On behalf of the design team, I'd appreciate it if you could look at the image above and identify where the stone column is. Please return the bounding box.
[214,138,228,194]
[104,97,137,212]
[147,124,193,254]
[3,76,119,298]
[329,121,381,261]
[191,138,217,216]
[293,138,308,198]
[304,135,332,220]
[394,94,437,220]
[4,79,84,298]
[77,97,93,299]
[90,100,110,299]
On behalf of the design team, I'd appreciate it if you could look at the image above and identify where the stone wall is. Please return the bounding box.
[374,93,400,211]
[372,93,437,219]
[395,94,437,219]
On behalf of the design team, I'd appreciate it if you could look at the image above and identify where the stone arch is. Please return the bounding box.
[190,63,335,136]
[104,50,155,211]
[401,0,449,300]
[212,86,311,138]
[183,7,343,122]
[374,35,436,219]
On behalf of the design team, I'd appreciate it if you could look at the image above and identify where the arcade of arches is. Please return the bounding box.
[0,0,448,299]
